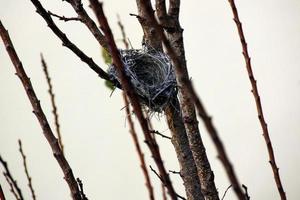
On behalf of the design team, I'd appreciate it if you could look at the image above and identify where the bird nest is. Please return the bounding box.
[108,47,177,112]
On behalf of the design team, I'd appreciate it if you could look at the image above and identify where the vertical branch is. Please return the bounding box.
[88,1,178,199]
[0,21,82,200]
[118,18,155,200]
[227,1,286,199]
[117,15,129,49]
[0,155,24,200]
[18,140,37,200]
[40,54,64,154]
[140,1,220,199]
[123,94,155,200]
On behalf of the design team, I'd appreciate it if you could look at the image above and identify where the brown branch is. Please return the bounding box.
[221,185,232,200]
[0,184,6,200]
[149,166,186,200]
[88,1,178,199]
[227,1,286,199]
[76,178,88,200]
[242,185,250,200]
[137,1,221,199]
[117,14,155,200]
[65,0,108,50]
[18,140,36,200]
[0,20,82,200]
[123,93,155,200]
[3,173,19,200]
[40,54,64,154]
[48,11,82,22]
[0,155,23,200]
[150,130,171,140]
[161,182,167,200]
[28,0,112,83]
[117,15,129,49]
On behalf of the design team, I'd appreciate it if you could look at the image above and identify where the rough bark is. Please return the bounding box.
[136,1,205,199]
[165,99,204,200]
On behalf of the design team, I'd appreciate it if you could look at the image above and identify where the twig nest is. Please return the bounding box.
[108,48,177,112]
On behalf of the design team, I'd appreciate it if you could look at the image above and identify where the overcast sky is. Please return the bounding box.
[1,0,300,199]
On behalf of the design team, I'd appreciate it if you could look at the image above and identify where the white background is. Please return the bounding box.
[1,0,300,199]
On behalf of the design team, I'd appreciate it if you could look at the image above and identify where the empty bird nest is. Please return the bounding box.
[108,47,178,113]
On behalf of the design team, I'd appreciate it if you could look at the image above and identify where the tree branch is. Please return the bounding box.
[18,140,36,200]
[88,1,178,199]
[123,93,155,200]
[227,1,286,199]
[28,0,112,83]
[48,11,82,22]
[41,54,64,155]
[65,0,108,50]
[137,1,221,199]
[0,155,23,200]
[0,184,6,200]
[0,20,82,200]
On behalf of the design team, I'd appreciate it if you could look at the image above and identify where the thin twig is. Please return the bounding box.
[18,140,37,200]
[118,13,155,200]
[48,11,82,22]
[40,54,64,154]
[117,15,129,49]
[228,1,286,199]
[29,0,112,83]
[76,178,88,200]
[168,170,181,176]
[221,185,232,200]
[0,155,23,200]
[150,130,171,140]
[149,166,186,200]
[0,184,6,200]
[3,173,19,200]
[88,1,178,199]
[0,20,82,200]
[123,93,155,200]
[242,185,250,200]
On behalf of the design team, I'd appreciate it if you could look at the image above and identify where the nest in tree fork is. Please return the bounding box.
[108,48,178,112]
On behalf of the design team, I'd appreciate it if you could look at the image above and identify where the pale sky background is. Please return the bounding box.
[0,0,300,199]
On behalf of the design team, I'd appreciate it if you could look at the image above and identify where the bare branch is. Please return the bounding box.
[123,93,155,200]
[117,15,129,49]
[137,1,221,199]
[0,184,6,200]
[150,130,171,140]
[40,54,64,154]
[48,11,82,22]
[242,185,250,200]
[18,140,36,200]
[0,20,82,200]
[0,155,23,200]
[221,185,232,200]
[149,166,186,200]
[76,178,88,200]
[88,1,177,199]
[3,173,19,200]
[65,0,108,50]
[28,0,112,83]
[168,170,181,176]
[228,1,286,199]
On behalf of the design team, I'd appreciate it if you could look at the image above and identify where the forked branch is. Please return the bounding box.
[88,1,178,199]
[0,20,82,200]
